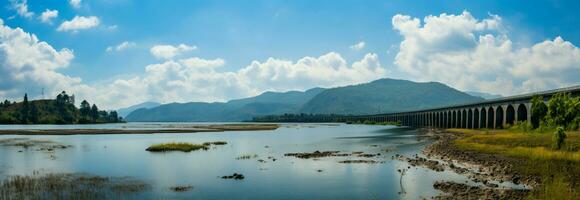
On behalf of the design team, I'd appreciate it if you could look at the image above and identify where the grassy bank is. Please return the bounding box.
[447,128,580,199]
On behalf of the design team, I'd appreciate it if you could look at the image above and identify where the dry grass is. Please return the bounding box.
[449,129,580,200]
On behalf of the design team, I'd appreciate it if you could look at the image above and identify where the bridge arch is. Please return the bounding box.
[474,108,480,129]
[461,109,467,128]
[495,106,504,129]
[467,109,473,129]
[447,111,452,128]
[480,107,487,128]
[506,104,515,126]
[516,104,527,123]
[487,107,495,129]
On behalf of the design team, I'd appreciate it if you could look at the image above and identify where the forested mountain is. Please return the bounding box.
[125,79,484,122]
[117,102,160,118]
[125,88,325,122]
[300,79,483,114]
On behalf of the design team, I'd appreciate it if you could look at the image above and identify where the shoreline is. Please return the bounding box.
[0,124,279,135]
[420,129,533,199]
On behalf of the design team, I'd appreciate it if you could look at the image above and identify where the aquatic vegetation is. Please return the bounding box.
[0,173,149,199]
[338,160,378,164]
[203,141,227,146]
[236,154,258,160]
[170,185,193,192]
[146,143,208,152]
[284,151,350,159]
[221,173,244,180]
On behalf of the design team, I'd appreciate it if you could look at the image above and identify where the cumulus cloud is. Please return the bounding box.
[392,11,580,95]
[69,0,81,8]
[39,9,59,24]
[10,0,34,18]
[350,41,365,51]
[0,20,84,101]
[106,41,136,52]
[150,44,197,59]
[57,16,100,32]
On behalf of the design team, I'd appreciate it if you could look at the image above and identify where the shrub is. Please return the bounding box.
[552,127,566,150]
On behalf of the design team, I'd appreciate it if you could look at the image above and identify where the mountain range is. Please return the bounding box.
[124,78,484,122]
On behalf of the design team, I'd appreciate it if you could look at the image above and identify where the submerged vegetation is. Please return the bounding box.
[0,173,149,200]
[0,91,123,124]
[236,153,258,160]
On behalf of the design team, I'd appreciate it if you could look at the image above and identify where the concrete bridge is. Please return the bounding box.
[340,85,580,129]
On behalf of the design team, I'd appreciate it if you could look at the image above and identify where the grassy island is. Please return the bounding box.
[146,143,209,152]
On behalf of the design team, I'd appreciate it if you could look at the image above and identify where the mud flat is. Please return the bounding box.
[0,124,279,135]
[433,181,529,200]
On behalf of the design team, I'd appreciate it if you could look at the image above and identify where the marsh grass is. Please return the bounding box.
[0,173,149,200]
[146,143,208,152]
[203,141,227,146]
[450,129,580,199]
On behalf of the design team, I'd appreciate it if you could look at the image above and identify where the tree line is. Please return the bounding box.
[0,91,123,124]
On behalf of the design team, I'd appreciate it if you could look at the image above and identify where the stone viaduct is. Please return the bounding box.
[338,85,580,129]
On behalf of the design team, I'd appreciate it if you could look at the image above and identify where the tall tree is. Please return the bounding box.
[29,103,39,123]
[80,100,91,117]
[20,93,30,123]
[90,104,99,122]
[531,95,548,128]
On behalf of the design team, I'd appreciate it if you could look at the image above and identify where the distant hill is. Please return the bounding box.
[117,102,160,118]
[465,91,503,100]
[300,79,483,115]
[125,88,325,122]
[125,78,484,122]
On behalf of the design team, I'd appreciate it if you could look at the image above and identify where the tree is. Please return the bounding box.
[80,100,91,117]
[109,111,119,122]
[20,93,30,123]
[530,95,548,129]
[90,104,99,122]
[29,103,39,123]
[546,92,579,130]
[552,127,566,150]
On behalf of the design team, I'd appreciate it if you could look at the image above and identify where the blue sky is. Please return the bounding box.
[1,0,579,109]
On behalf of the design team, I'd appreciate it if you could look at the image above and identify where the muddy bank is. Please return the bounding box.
[423,130,539,186]
[420,129,536,199]
[433,181,529,200]
[0,124,279,135]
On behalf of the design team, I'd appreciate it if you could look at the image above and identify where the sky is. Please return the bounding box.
[0,0,579,109]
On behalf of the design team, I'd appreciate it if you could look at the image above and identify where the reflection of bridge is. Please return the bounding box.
[340,85,580,129]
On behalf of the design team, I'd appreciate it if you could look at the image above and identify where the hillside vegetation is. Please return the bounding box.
[0,91,122,124]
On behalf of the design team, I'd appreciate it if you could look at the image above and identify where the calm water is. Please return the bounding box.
[0,123,474,199]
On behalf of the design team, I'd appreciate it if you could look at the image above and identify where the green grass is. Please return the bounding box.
[449,129,580,200]
[146,143,208,152]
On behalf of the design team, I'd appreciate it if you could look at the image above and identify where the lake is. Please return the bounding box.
[0,123,476,199]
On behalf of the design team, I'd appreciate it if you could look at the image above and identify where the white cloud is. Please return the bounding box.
[350,41,365,51]
[106,41,136,52]
[10,0,34,18]
[150,44,197,59]
[392,11,580,95]
[39,9,59,24]
[57,16,100,32]
[0,20,82,101]
[69,0,81,9]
